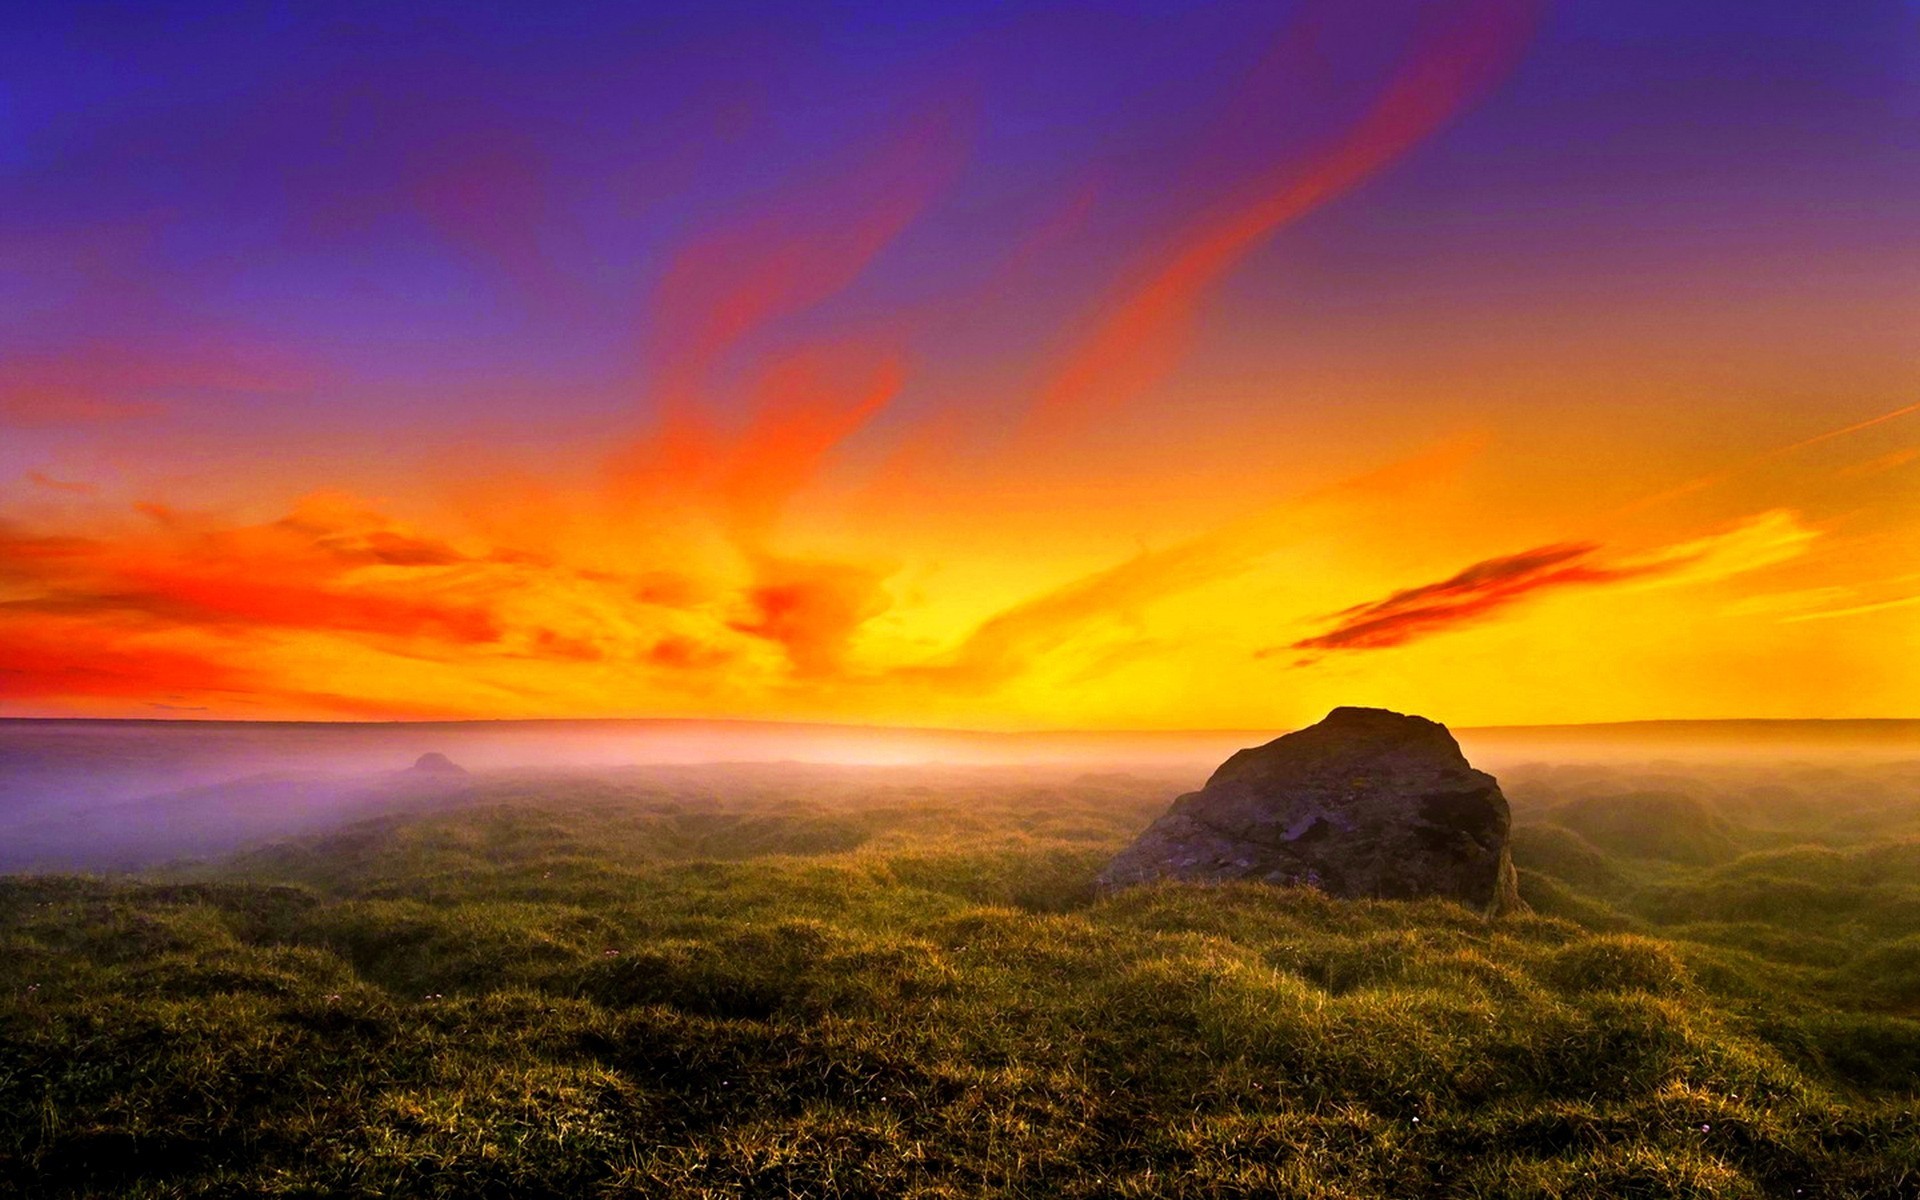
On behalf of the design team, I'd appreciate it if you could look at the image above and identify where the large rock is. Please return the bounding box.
[1099,707,1521,914]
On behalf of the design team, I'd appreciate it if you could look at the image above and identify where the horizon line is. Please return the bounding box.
[5,713,1920,737]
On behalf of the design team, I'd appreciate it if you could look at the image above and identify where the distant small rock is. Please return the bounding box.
[407,752,468,776]
[1098,707,1522,915]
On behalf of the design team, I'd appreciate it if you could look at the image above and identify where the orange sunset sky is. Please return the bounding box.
[2,0,1916,728]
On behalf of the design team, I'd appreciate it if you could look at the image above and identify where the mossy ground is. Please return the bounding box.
[3,761,1918,1197]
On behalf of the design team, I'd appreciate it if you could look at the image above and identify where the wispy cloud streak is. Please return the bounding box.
[1286,511,1819,656]
[1031,0,1540,427]
[1289,543,1651,653]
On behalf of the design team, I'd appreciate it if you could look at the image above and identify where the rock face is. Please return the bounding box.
[406,752,468,776]
[1098,707,1521,915]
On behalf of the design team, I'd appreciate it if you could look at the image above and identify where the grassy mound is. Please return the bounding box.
[2,763,1918,1197]
[1549,792,1742,865]
[1511,822,1627,891]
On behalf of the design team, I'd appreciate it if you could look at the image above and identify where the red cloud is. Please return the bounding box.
[0,504,506,647]
[728,555,890,678]
[1287,543,1664,654]
[24,471,99,495]
[603,103,967,564]
[643,104,969,409]
[1032,0,1540,428]
[646,634,733,671]
[0,341,312,428]
[0,627,254,701]
[0,391,161,427]
[611,347,906,539]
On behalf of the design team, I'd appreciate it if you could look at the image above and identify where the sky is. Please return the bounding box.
[1,0,1916,729]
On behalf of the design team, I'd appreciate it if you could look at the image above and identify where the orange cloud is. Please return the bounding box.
[904,441,1479,689]
[646,633,734,671]
[0,482,892,715]
[276,499,478,568]
[603,103,971,569]
[0,501,507,647]
[24,471,99,495]
[1782,592,1920,623]
[0,392,160,427]
[0,625,447,716]
[1775,400,1920,458]
[0,341,311,427]
[1031,0,1540,427]
[729,554,892,678]
[1839,446,1920,480]
[643,104,968,410]
[525,628,605,663]
[1619,399,1920,517]
[408,133,574,311]
[0,627,252,701]
[609,345,908,546]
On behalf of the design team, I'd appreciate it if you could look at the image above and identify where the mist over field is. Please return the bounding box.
[5,716,1920,1196]
[6,716,1919,872]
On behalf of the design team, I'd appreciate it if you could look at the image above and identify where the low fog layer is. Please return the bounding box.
[2,716,1917,872]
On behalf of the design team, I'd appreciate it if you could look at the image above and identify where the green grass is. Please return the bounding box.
[3,763,1918,1197]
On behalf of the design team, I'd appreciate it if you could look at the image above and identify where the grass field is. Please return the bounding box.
[4,756,1919,1197]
